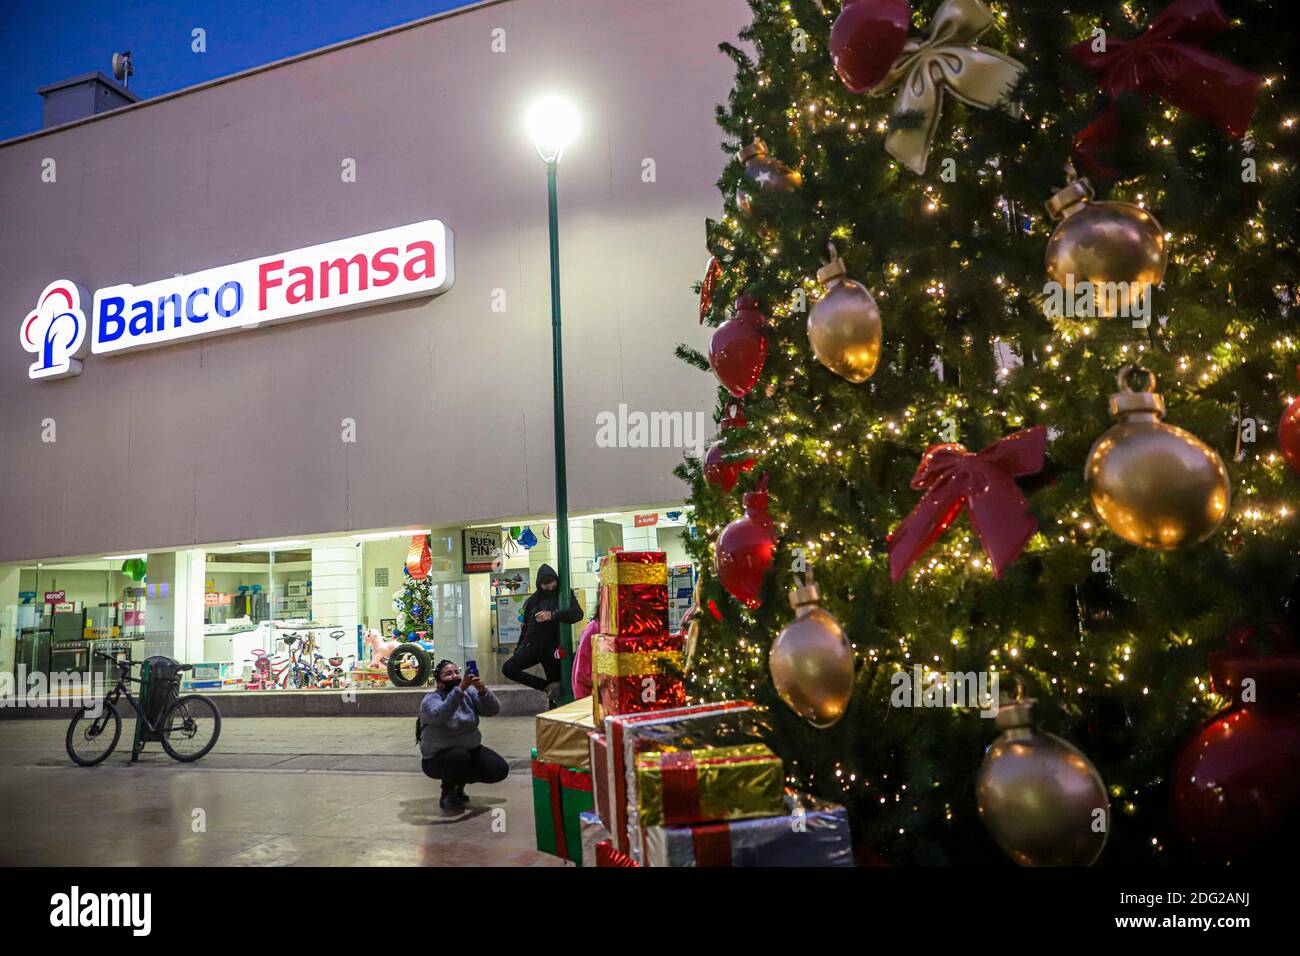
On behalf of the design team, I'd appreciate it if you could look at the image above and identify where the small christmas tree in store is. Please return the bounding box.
[676,0,1298,865]
[394,535,434,640]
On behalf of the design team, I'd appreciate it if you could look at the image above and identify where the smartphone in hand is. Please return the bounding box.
[465,659,478,677]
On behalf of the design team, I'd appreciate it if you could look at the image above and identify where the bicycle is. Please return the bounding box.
[66,652,222,766]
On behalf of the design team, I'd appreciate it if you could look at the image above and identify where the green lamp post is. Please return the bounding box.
[527,95,580,704]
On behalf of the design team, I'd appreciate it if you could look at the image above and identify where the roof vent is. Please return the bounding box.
[37,61,139,129]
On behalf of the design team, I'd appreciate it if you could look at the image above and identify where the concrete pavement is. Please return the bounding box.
[0,716,565,867]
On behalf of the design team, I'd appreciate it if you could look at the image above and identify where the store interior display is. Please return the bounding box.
[2,506,700,702]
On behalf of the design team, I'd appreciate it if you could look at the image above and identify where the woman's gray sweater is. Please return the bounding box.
[419,685,501,757]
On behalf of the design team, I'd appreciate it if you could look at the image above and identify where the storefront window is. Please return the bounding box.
[197,540,359,689]
[0,505,696,699]
[0,557,141,686]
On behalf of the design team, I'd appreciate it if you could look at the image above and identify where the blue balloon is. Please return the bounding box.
[519,527,538,549]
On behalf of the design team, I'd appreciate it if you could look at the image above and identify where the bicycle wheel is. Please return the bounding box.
[159,695,222,762]
[66,701,122,767]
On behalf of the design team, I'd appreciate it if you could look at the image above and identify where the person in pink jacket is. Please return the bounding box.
[572,617,600,699]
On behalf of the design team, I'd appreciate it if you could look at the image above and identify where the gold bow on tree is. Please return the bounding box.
[870,0,1025,174]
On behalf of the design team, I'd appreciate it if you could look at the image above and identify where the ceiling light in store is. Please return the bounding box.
[103,553,147,561]
[237,540,309,550]
[353,530,431,541]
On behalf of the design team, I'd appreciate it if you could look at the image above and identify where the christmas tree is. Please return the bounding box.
[395,535,434,640]
[677,0,1297,865]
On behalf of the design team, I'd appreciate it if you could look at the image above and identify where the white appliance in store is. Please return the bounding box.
[668,563,695,633]
[204,618,351,672]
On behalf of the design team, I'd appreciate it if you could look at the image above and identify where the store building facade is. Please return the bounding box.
[0,0,748,690]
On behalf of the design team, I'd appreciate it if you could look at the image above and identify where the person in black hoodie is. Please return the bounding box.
[503,563,583,706]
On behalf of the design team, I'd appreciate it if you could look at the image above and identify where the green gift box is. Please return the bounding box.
[531,747,595,864]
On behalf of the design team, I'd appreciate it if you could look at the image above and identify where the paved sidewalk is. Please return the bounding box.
[0,716,562,867]
[0,715,538,772]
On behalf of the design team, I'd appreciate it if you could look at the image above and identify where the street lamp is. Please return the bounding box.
[528,95,579,704]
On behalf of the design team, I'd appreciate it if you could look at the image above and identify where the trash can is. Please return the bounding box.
[131,655,183,760]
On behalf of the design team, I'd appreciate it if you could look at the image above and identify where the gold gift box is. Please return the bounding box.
[598,552,668,587]
[635,742,786,828]
[535,696,598,770]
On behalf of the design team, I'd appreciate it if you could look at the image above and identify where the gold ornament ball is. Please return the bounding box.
[977,699,1110,867]
[768,574,854,728]
[1045,175,1166,319]
[681,579,703,675]
[807,250,882,384]
[684,615,700,675]
[1085,368,1230,551]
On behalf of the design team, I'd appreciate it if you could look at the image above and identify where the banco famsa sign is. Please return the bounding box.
[20,220,453,381]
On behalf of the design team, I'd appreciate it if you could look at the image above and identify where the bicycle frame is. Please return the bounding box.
[96,667,174,736]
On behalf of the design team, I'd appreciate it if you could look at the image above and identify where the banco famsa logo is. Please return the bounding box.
[21,279,89,380]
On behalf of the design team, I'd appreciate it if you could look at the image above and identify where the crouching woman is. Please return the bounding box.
[419,660,509,810]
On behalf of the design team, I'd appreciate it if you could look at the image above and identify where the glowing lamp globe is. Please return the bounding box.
[527,96,580,163]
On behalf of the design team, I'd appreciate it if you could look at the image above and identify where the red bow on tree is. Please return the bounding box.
[888,426,1047,582]
[1069,0,1261,179]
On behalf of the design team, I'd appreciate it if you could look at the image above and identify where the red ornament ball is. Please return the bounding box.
[709,295,768,398]
[1279,366,1300,475]
[1171,629,1300,864]
[830,0,911,93]
[704,444,744,492]
[703,401,755,491]
[715,474,777,609]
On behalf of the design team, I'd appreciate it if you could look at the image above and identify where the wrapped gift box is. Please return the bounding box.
[635,742,786,828]
[599,551,668,636]
[589,731,612,828]
[536,695,597,770]
[599,550,668,586]
[642,792,854,867]
[599,583,669,637]
[595,840,640,868]
[531,748,594,864]
[592,631,685,724]
[603,701,764,856]
[579,810,612,867]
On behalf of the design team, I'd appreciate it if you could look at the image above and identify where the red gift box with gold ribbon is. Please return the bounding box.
[593,631,685,724]
[599,551,669,636]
